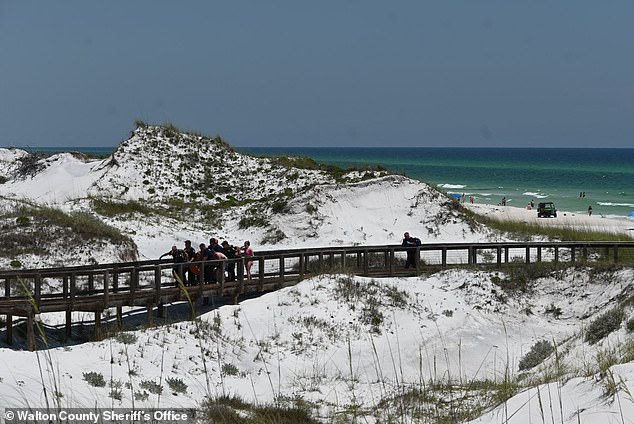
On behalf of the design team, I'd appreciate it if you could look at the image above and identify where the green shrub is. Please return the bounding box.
[163,123,180,139]
[134,391,149,401]
[16,216,30,227]
[626,317,634,333]
[238,215,268,229]
[139,379,163,395]
[519,340,555,370]
[261,228,286,244]
[585,307,626,345]
[271,200,287,214]
[202,395,318,424]
[83,371,106,387]
[115,332,138,345]
[221,363,239,376]
[166,377,188,394]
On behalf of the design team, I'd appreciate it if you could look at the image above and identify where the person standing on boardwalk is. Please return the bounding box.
[402,232,421,269]
[159,245,187,285]
[240,240,254,280]
[221,240,239,282]
[183,240,197,286]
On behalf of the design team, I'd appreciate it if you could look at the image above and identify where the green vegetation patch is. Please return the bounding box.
[202,395,318,424]
[585,307,626,345]
[519,340,555,370]
[91,197,155,218]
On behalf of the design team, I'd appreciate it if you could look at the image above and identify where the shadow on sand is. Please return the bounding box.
[0,292,265,351]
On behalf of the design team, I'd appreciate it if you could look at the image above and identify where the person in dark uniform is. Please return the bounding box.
[183,240,197,285]
[160,245,187,285]
[402,232,421,269]
[221,240,239,282]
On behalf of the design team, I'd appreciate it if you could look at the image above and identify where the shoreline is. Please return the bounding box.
[464,202,634,236]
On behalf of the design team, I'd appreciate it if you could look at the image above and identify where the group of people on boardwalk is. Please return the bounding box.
[160,238,254,286]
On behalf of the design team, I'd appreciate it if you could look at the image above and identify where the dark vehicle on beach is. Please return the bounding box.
[537,202,557,218]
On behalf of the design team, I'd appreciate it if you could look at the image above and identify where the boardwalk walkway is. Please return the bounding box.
[1,241,633,350]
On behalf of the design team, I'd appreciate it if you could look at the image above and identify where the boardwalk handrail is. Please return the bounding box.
[2,241,633,350]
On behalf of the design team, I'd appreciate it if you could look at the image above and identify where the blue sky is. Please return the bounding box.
[1,1,632,148]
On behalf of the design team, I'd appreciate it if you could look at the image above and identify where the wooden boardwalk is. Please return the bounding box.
[1,241,633,351]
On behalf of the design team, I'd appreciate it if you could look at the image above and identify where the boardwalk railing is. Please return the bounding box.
[1,241,633,350]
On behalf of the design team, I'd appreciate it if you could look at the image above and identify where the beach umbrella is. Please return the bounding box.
[450,193,462,199]
[628,211,634,217]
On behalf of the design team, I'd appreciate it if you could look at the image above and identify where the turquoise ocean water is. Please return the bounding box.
[240,148,634,218]
[27,146,634,218]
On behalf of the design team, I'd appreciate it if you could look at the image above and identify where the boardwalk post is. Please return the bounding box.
[27,309,35,352]
[363,250,369,276]
[496,247,502,268]
[389,248,394,276]
[614,244,619,263]
[258,257,265,291]
[94,311,102,341]
[153,266,164,319]
[34,273,42,304]
[442,247,447,268]
[299,254,305,279]
[415,247,420,274]
[233,259,245,305]
[146,303,154,327]
[5,278,12,345]
[103,272,110,306]
[537,246,542,263]
[279,256,286,288]
[112,266,119,292]
[5,313,12,346]
[526,246,531,264]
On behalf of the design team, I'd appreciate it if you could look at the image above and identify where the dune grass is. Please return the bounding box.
[462,206,634,242]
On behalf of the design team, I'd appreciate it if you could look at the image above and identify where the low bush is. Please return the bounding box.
[83,371,106,387]
[585,307,626,345]
[139,379,163,395]
[166,377,187,395]
[519,340,555,370]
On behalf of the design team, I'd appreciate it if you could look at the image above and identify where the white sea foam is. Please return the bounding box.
[438,183,466,189]
[597,202,634,208]
[523,191,548,199]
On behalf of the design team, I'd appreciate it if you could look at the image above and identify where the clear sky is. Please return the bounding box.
[1,1,632,148]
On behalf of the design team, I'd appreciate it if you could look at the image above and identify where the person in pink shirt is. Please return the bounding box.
[240,240,254,280]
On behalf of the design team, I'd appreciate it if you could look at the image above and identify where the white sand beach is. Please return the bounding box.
[465,202,634,236]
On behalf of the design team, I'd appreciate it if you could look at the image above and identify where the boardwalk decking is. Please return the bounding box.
[1,241,633,350]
